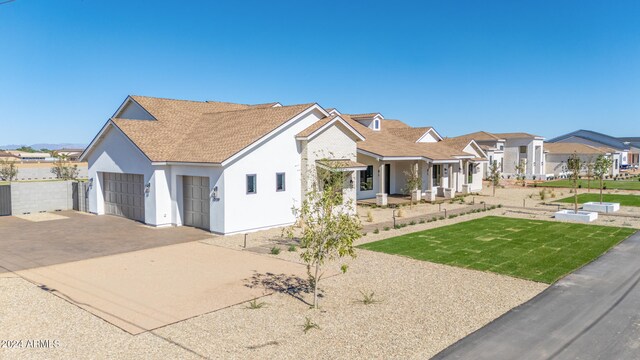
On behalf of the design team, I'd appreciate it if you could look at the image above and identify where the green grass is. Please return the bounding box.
[358,216,635,283]
[558,193,640,207]
[540,179,640,190]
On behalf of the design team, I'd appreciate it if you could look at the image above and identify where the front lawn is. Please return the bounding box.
[558,193,640,207]
[359,216,635,283]
[540,178,640,190]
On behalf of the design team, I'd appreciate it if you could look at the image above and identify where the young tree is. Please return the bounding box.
[0,159,18,181]
[488,160,501,196]
[50,153,79,180]
[593,154,613,204]
[402,163,422,207]
[286,161,361,309]
[565,153,584,214]
[514,159,526,187]
[585,157,594,193]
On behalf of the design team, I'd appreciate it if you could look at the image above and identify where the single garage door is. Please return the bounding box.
[183,176,210,230]
[103,172,145,222]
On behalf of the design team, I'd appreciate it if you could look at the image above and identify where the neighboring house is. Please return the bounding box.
[0,150,18,161]
[617,137,640,168]
[450,131,545,179]
[547,130,639,172]
[55,148,85,161]
[544,143,619,178]
[7,151,55,161]
[81,95,487,235]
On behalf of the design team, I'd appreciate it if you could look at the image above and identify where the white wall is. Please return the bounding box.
[222,109,327,235]
[85,125,155,223]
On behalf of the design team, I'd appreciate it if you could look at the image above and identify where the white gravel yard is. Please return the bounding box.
[1,245,546,359]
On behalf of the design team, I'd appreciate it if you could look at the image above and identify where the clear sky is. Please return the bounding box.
[1,0,639,145]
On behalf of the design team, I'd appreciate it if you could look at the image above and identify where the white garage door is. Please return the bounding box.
[183,176,210,230]
[103,172,145,222]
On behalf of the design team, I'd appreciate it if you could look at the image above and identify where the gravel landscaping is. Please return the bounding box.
[1,218,546,359]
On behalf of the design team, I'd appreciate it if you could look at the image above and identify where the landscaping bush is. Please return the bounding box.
[419,219,425,224]
[366,210,374,223]
[384,226,391,231]
[409,220,416,226]
[373,228,380,234]
[394,224,401,229]
[270,246,281,255]
[288,244,297,252]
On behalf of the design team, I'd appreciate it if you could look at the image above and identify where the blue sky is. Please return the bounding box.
[1,0,639,145]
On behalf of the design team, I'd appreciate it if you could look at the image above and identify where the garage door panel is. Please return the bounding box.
[183,176,210,230]
[103,172,145,222]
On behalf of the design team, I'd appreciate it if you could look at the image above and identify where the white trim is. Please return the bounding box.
[296,116,366,142]
[79,120,151,163]
[417,128,444,142]
[112,96,156,120]
[151,161,223,167]
[221,103,329,166]
[316,162,367,172]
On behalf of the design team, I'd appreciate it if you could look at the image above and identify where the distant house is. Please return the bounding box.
[547,130,639,171]
[80,95,487,235]
[450,131,545,179]
[55,148,85,161]
[7,151,54,162]
[0,150,18,161]
[544,143,619,178]
[618,137,640,167]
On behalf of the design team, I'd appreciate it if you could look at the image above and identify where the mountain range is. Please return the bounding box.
[0,143,87,151]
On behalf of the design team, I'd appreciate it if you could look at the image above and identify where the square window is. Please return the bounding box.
[246,174,257,194]
[276,173,285,192]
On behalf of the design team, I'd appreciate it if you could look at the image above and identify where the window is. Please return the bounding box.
[359,165,373,191]
[432,165,441,186]
[467,163,473,184]
[276,173,285,192]
[373,119,380,130]
[519,146,527,154]
[246,174,257,194]
[615,159,619,169]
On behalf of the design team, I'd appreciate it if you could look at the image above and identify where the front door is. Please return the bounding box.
[384,164,391,194]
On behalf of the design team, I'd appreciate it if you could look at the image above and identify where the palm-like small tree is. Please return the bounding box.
[565,153,584,214]
[593,154,613,204]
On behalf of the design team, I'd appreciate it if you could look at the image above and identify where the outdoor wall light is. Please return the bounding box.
[145,182,151,194]
[88,178,94,186]
[211,186,220,201]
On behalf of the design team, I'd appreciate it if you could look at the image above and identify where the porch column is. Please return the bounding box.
[379,162,386,194]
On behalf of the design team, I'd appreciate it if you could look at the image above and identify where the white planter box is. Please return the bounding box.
[411,190,421,202]
[444,188,455,199]
[555,210,598,223]
[461,184,471,194]
[583,202,620,213]
[423,190,436,202]
[376,193,387,206]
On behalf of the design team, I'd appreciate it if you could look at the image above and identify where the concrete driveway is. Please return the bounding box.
[16,241,307,334]
[0,211,210,272]
[1,211,308,334]
[434,231,640,360]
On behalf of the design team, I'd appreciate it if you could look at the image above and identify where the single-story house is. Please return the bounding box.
[81,96,487,234]
[547,130,638,172]
[450,131,545,180]
[543,142,620,178]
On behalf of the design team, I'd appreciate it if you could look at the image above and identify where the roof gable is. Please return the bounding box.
[547,129,628,150]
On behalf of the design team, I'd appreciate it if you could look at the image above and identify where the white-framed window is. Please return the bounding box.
[373,119,380,130]
[246,174,257,194]
[276,172,285,192]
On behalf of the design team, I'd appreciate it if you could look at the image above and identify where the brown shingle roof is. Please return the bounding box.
[386,127,434,142]
[112,96,315,163]
[340,115,468,160]
[450,131,503,142]
[382,119,410,129]
[493,132,541,139]
[296,115,337,138]
[348,113,381,119]
[544,142,608,155]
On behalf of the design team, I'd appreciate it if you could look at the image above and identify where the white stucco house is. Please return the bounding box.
[543,142,620,178]
[80,96,487,235]
[547,129,638,173]
[451,131,545,180]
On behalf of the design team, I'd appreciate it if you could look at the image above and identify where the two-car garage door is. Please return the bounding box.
[103,172,145,222]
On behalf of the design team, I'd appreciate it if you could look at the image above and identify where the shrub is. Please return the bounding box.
[400,223,408,228]
[419,219,425,224]
[288,244,297,252]
[373,228,380,234]
[384,226,391,231]
[302,317,320,334]
[539,190,547,200]
[366,210,374,223]
[397,208,404,217]
[394,224,401,229]
[431,217,438,222]
[409,220,417,225]
[247,299,266,309]
[270,246,281,255]
[355,290,382,305]
[439,216,445,220]
[448,214,458,219]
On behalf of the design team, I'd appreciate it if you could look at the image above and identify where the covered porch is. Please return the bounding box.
[355,153,484,205]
